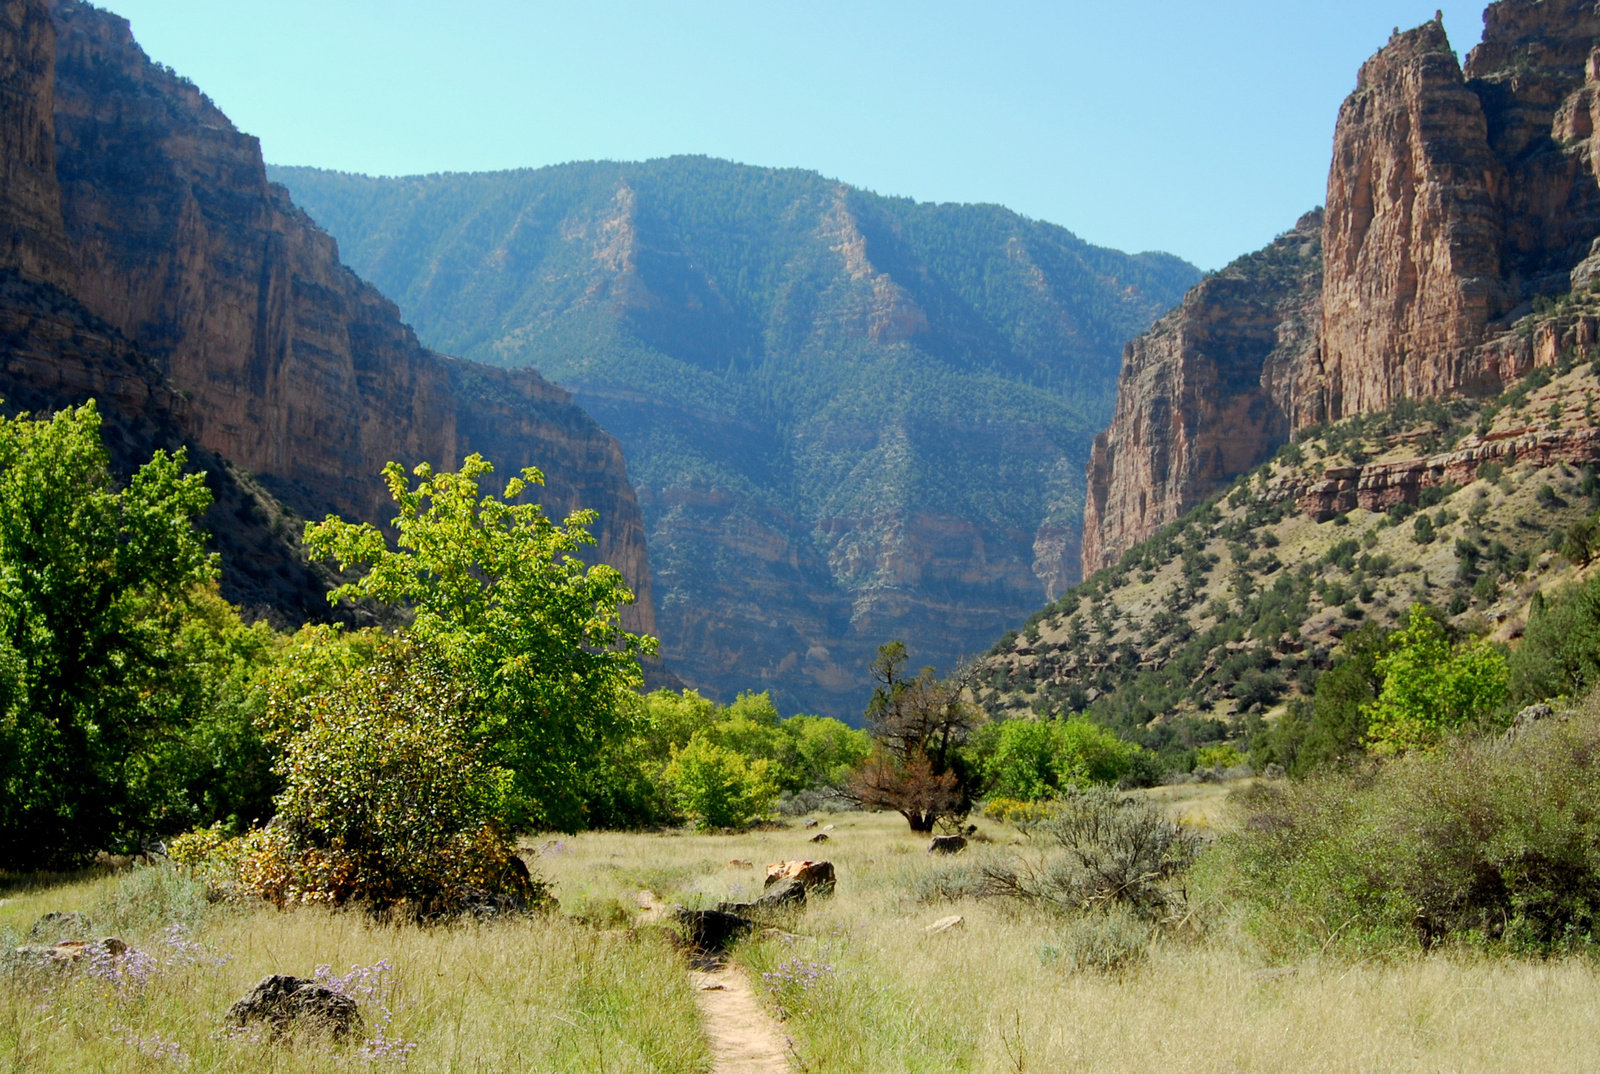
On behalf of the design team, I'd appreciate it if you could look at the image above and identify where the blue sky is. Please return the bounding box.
[98,1,1484,270]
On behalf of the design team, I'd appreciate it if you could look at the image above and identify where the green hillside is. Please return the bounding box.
[978,333,1600,771]
[270,157,1199,717]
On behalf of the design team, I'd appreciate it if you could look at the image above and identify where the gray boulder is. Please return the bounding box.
[227,975,361,1040]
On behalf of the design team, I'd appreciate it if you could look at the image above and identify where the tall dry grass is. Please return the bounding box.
[536,808,1600,1073]
[8,795,1600,1073]
[1,864,708,1073]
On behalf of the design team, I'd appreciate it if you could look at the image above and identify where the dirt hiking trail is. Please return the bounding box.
[689,960,791,1073]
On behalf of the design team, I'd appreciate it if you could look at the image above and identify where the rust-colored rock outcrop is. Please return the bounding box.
[0,0,655,633]
[1082,212,1323,572]
[1320,20,1510,416]
[1086,2,1600,578]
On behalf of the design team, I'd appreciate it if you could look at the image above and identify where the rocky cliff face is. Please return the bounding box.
[1085,1,1600,577]
[0,0,70,287]
[1082,212,1323,572]
[0,0,655,636]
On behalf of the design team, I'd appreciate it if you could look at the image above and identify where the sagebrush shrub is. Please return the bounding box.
[981,788,1198,919]
[1209,702,1600,954]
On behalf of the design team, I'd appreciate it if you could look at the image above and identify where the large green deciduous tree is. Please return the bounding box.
[304,455,656,831]
[0,402,216,866]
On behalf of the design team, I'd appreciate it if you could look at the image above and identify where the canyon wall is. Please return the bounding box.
[1085,1,1600,575]
[1082,212,1323,571]
[0,0,655,634]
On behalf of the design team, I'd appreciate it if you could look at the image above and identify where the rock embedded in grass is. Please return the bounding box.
[11,937,127,965]
[227,974,362,1041]
[765,860,836,893]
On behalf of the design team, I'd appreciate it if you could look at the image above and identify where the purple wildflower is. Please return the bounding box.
[88,943,157,997]
[112,1022,188,1066]
[313,960,418,1063]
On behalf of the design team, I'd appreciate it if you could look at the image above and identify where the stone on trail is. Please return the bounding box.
[924,914,965,934]
[676,908,756,952]
[928,835,967,855]
[765,859,836,893]
[227,975,361,1040]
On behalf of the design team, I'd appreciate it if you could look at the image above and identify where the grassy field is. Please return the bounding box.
[0,865,708,1073]
[6,791,1600,1073]
[541,798,1600,1074]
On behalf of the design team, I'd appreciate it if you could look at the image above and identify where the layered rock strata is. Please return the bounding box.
[1087,2,1600,576]
[0,0,656,634]
[1082,212,1323,572]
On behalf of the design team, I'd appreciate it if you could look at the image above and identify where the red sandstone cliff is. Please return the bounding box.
[1082,212,1323,572]
[1086,1,1600,576]
[0,0,655,634]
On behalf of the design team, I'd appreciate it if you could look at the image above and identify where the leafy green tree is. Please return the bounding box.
[777,714,872,791]
[138,584,284,836]
[666,733,778,830]
[1509,573,1600,704]
[1364,605,1509,755]
[0,402,216,866]
[980,716,1140,800]
[304,455,656,831]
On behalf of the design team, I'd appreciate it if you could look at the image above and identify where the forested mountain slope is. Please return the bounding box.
[271,159,1199,716]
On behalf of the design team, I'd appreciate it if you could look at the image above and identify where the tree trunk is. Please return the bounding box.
[904,811,934,833]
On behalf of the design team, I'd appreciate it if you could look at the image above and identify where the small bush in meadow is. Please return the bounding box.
[1042,906,1154,974]
[980,788,1198,919]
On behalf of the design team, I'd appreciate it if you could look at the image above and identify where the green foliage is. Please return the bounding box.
[1510,573,1600,704]
[1363,605,1509,754]
[977,716,1141,800]
[664,734,778,831]
[140,585,283,836]
[1209,705,1600,954]
[0,402,217,867]
[233,648,531,913]
[586,688,870,827]
[304,454,656,832]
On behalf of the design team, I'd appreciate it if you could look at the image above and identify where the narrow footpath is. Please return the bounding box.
[688,960,791,1074]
